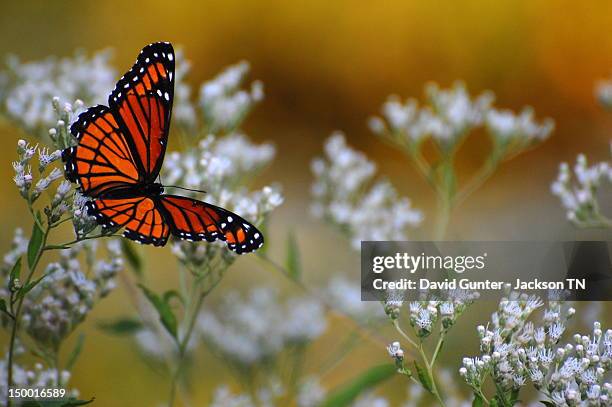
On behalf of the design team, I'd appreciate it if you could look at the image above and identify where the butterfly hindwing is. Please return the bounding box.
[109,42,174,181]
[87,196,170,246]
[63,105,141,197]
[159,195,264,254]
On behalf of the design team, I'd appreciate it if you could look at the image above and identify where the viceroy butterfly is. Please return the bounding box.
[62,42,264,254]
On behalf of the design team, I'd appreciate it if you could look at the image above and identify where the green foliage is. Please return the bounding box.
[120,240,143,276]
[98,317,143,335]
[10,256,22,283]
[413,361,434,394]
[22,398,94,407]
[27,214,44,269]
[138,284,178,340]
[320,364,396,407]
[285,230,302,281]
[65,334,85,371]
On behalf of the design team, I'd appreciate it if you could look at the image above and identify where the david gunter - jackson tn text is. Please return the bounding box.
[372,278,587,291]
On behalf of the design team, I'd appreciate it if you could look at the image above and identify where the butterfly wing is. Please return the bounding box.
[159,195,264,254]
[108,42,175,181]
[63,105,141,197]
[87,196,170,246]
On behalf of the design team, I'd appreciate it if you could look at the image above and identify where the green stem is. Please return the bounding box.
[393,321,446,406]
[417,343,446,407]
[6,223,49,406]
[167,273,222,407]
[453,155,500,209]
[431,330,446,366]
[44,233,122,250]
[434,194,451,240]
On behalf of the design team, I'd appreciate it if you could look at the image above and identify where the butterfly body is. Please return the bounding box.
[63,42,264,253]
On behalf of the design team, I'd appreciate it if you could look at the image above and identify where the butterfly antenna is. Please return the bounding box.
[164,185,208,194]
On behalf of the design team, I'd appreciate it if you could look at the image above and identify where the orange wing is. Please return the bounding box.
[159,195,264,254]
[63,105,141,197]
[87,197,170,246]
[108,42,174,180]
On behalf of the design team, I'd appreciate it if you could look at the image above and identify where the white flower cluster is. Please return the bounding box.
[311,133,423,249]
[11,136,97,238]
[171,48,198,130]
[369,81,553,151]
[20,241,122,349]
[404,292,479,338]
[324,275,386,322]
[596,74,612,109]
[551,150,612,228]
[297,376,327,407]
[459,293,611,406]
[0,49,115,135]
[164,134,282,264]
[199,61,264,134]
[198,287,327,365]
[0,360,76,405]
[208,378,285,407]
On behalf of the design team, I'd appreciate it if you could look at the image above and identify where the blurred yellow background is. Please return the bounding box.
[0,1,611,405]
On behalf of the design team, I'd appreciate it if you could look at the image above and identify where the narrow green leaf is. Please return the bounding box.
[60,399,95,407]
[138,284,177,339]
[98,317,143,335]
[320,364,395,407]
[0,299,7,313]
[472,394,484,407]
[9,257,22,282]
[121,239,143,276]
[285,230,301,281]
[16,271,51,301]
[27,214,44,269]
[29,398,96,407]
[509,388,521,405]
[65,334,85,371]
[163,290,183,306]
[413,361,434,393]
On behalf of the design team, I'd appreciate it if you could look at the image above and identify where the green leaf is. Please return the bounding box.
[65,334,85,370]
[16,271,52,301]
[163,290,184,306]
[27,398,95,407]
[98,317,143,335]
[121,239,143,276]
[285,230,302,281]
[413,361,433,393]
[509,388,521,405]
[0,298,7,313]
[27,214,44,269]
[320,364,395,407]
[60,399,95,407]
[489,400,499,407]
[138,284,177,339]
[472,394,484,407]
[10,257,22,283]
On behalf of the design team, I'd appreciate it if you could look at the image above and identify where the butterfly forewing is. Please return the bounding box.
[108,42,174,181]
[63,105,141,196]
